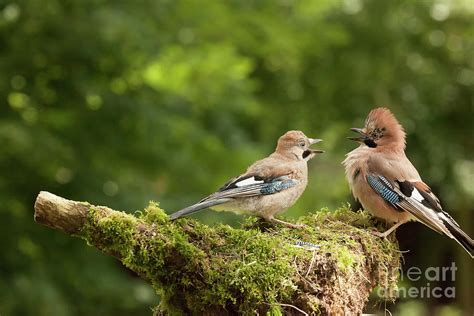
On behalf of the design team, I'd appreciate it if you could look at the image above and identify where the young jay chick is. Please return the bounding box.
[169,131,323,228]
[343,107,473,258]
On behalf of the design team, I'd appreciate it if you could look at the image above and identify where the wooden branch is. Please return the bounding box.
[33,191,401,315]
[34,191,101,234]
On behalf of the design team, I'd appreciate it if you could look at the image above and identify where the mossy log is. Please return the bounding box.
[34,191,401,315]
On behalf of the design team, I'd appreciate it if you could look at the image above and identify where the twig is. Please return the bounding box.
[305,250,317,277]
[265,302,308,316]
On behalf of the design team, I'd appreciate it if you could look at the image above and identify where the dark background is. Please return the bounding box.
[0,0,473,315]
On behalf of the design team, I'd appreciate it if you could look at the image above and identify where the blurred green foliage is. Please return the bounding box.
[0,0,472,315]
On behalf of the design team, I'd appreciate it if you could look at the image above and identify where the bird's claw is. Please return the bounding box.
[269,218,306,229]
[370,230,389,239]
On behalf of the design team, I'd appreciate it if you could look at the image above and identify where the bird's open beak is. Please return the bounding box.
[348,128,368,142]
[308,138,324,154]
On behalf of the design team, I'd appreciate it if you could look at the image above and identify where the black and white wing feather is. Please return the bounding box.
[169,173,297,220]
[366,173,473,258]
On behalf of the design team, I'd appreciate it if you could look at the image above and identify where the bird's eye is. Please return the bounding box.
[299,142,306,148]
[372,127,385,139]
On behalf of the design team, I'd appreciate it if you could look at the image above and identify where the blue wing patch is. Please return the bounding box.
[366,174,401,205]
[260,178,297,195]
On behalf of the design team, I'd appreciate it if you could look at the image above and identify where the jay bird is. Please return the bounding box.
[343,107,473,258]
[169,130,323,228]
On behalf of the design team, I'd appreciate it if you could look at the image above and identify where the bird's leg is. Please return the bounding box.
[269,217,306,229]
[371,221,404,238]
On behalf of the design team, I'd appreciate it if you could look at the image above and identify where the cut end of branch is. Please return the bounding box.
[34,191,89,234]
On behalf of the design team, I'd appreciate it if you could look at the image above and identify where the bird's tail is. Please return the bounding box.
[169,198,232,220]
[439,212,474,258]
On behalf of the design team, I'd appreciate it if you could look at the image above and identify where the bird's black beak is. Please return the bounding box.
[303,138,324,159]
[308,138,324,154]
[348,128,368,142]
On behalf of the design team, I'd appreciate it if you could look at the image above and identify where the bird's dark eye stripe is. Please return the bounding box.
[364,139,377,148]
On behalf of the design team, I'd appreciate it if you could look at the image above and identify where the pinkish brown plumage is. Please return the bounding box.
[343,107,473,258]
[170,130,324,228]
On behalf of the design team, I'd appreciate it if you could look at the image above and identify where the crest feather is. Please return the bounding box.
[366,107,406,150]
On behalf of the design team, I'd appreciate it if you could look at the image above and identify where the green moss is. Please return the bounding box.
[266,305,283,315]
[79,202,401,315]
[82,208,138,256]
[139,201,169,225]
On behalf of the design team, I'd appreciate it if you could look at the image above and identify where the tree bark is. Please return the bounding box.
[33,191,400,315]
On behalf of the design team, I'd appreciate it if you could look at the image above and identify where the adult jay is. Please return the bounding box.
[343,107,473,258]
